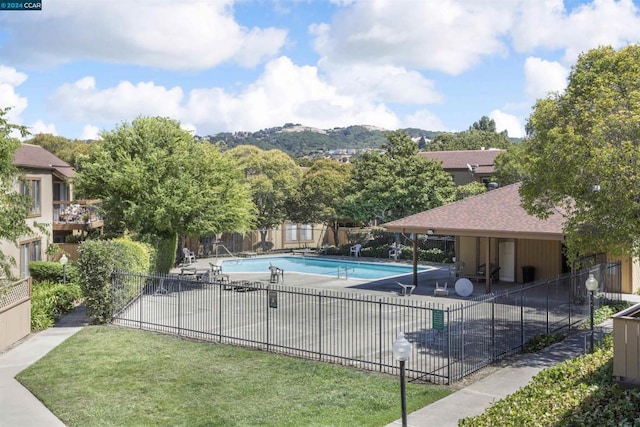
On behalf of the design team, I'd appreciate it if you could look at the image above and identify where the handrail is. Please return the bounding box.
[215,244,235,259]
[337,266,355,279]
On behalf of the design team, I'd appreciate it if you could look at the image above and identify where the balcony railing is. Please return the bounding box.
[53,200,104,230]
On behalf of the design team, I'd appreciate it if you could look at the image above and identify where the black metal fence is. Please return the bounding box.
[111,262,620,384]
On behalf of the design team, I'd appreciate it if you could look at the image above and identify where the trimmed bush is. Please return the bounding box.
[139,233,175,274]
[28,261,79,283]
[31,280,82,331]
[78,237,153,324]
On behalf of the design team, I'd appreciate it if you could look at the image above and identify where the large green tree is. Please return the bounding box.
[346,131,456,223]
[0,108,37,277]
[520,45,640,263]
[288,159,352,246]
[75,117,254,272]
[226,145,302,250]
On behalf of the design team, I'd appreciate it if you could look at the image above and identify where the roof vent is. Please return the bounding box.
[487,182,499,190]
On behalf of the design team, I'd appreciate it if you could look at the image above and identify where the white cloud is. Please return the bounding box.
[80,124,101,140]
[313,0,513,75]
[524,57,569,100]
[0,65,28,124]
[512,0,640,64]
[50,77,185,122]
[29,120,57,136]
[185,55,401,132]
[401,110,447,132]
[489,110,525,138]
[0,0,287,71]
[49,56,403,135]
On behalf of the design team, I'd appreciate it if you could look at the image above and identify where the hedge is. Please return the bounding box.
[28,260,79,283]
[77,237,152,324]
[31,280,82,331]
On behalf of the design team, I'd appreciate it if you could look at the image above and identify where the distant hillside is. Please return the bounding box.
[198,124,440,158]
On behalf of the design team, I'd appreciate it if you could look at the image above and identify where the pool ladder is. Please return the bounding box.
[337,266,355,279]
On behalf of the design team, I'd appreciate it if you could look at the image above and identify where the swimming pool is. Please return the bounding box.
[220,256,432,280]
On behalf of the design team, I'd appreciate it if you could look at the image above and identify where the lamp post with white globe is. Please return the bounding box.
[585,273,599,353]
[392,332,412,427]
[60,254,68,285]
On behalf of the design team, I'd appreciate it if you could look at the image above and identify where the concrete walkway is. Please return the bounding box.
[0,305,89,427]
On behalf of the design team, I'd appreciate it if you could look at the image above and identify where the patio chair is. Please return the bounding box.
[389,245,401,260]
[350,244,362,258]
[474,263,501,283]
[434,281,449,297]
[269,263,284,283]
[449,261,464,281]
[182,247,196,265]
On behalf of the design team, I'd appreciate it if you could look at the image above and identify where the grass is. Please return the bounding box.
[16,326,451,426]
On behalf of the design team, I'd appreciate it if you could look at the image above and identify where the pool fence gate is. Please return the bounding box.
[110,261,620,384]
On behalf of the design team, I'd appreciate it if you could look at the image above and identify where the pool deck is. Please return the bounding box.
[172,254,497,305]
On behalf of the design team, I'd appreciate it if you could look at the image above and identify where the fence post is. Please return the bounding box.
[318,291,323,362]
[378,298,383,371]
[520,292,524,348]
[459,304,464,381]
[177,279,182,336]
[446,308,452,384]
[546,281,550,334]
[266,285,270,352]
[218,280,222,343]
[491,299,495,358]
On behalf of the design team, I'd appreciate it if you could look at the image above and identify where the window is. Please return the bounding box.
[20,239,41,277]
[300,224,313,241]
[285,223,297,242]
[21,178,41,216]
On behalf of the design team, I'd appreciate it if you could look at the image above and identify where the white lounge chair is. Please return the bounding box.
[434,282,449,297]
[350,244,362,258]
[182,247,196,265]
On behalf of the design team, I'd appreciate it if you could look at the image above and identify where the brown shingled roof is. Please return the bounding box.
[14,143,75,179]
[383,183,565,240]
[418,149,505,172]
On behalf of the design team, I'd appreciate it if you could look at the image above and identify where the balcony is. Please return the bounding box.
[53,200,104,231]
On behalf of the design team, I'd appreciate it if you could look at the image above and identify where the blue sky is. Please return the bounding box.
[2,0,640,140]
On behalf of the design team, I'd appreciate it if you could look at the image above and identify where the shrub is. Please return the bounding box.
[31,281,82,331]
[78,237,153,324]
[138,233,174,274]
[522,333,566,353]
[581,299,632,329]
[28,261,79,283]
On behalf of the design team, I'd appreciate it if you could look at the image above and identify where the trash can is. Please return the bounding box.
[522,266,535,283]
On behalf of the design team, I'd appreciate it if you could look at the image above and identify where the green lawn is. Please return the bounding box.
[17,326,451,426]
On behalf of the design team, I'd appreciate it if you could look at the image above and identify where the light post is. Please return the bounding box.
[585,273,599,353]
[392,331,412,427]
[60,254,68,285]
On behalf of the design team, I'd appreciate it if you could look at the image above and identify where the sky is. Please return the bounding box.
[2,0,640,141]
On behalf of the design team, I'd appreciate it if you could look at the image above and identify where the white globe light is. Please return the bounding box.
[585,274,598,292]
[392,332,412,361]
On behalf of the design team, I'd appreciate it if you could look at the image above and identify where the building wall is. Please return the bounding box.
[456,236,563,284]
[515,239,563,283]
[0,169,53,278]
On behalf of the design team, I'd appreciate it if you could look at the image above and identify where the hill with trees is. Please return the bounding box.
[199,124,440,157]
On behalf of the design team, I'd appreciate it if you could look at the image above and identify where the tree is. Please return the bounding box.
[288,159,352,246]
[25,134,94,170]
[469,116,497,133]
[75,117,254,272]
[491,142,528,186]
[0,108,37,277]
[347,131,456,223]
[429,128,512,151]
[226,145,302,250]
[520,45,640,264]
[455,181,487,201]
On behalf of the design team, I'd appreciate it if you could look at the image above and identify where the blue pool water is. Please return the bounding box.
[220,256,431,280]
